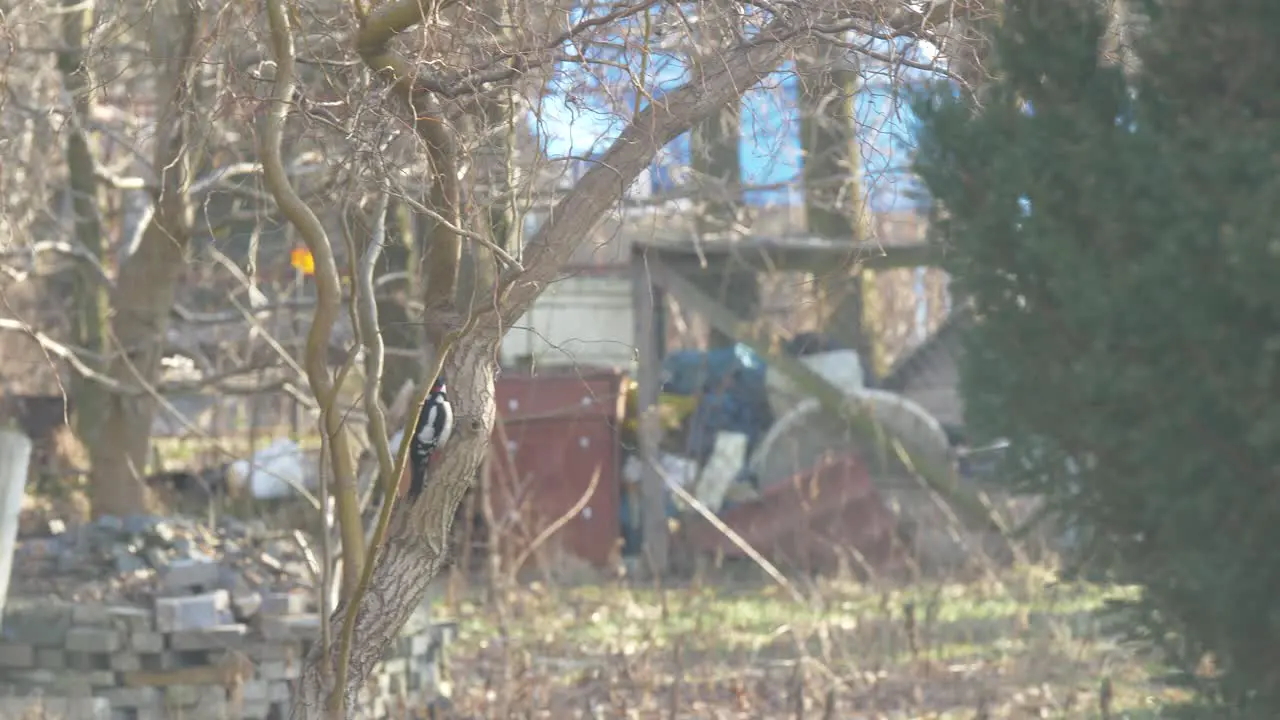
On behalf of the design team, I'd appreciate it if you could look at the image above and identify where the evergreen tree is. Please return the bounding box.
[913,0,1280,714]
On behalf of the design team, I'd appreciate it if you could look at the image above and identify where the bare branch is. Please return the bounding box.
[358,1,465,328]
[353,192,397,504]
[394,191,524,271]
[260,0,366,609]
[499,19,801,327]
[0,318,128,393]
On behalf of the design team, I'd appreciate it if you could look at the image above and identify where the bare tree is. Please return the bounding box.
[251,0,978,715]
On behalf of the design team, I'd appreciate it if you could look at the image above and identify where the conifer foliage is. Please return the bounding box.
[913,0,1280,714]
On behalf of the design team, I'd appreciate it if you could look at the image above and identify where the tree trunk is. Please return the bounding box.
[88,0,201,518]
[688,1,754,349]
[690,101,756,349]
[798,49,878,375]
[376,201,420,410]
[55,0,110,460]
[291,335,499,719]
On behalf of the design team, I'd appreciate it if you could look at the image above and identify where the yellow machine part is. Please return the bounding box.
[621,378,700,434]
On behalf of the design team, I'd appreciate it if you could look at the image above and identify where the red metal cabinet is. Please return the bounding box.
[488,370,627,568]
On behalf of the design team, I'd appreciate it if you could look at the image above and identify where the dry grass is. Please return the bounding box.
[440,564,1183,719]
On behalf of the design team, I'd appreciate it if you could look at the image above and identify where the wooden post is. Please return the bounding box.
[0,428,32,619]
[632,248,668,576]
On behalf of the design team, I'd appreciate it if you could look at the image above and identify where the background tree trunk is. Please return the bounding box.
[689,1,755,349]
[377,200,421,409]
[799,47,878,376]
[88,0,201,517]
[690,102,756,349]
[55,0,109,464]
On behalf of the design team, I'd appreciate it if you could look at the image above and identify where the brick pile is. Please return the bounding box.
[0,515,454,719]
[0,594,454,719]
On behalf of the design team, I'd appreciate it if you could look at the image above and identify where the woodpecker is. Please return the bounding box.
[407,374,454,500]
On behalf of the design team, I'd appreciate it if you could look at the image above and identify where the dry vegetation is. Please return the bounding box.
[431,565,1179,719]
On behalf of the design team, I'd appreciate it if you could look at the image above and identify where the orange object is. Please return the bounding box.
[290,246,315,275]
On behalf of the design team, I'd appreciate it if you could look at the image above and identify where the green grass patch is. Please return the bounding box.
[442,568,1175,717]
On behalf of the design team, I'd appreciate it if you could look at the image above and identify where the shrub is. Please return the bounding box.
[912,0,1280,714]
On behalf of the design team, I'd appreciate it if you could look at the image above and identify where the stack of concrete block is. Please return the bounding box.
[0,589,455,720]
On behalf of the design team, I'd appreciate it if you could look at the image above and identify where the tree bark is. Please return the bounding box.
[55,0,109,455]
[798,47,878,375]
[376,201,420,410]
[88,0,202,518]
[291,335,499,719]
[690,54,755,349]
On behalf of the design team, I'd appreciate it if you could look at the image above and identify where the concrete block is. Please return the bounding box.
[111,652,143,672]
[241,678,270,702]
[0,643,34,667]
[108,605,154,632]
[164,686,226,716]
[2,604,73,646]
[161,557,221,591]
[155,590,233,632]
[105,685,162,708]
[260,591,309,617]
[0,696,111,720]
[163,683,207,706]
[72,604,113,626]
[82,669,118,687]
[259,614,320,642]
[138,650,189,672]
[67,650,112,671]
[239,700,274,720]
[243,641,303,662]
[231,590,263,619]
[257,659,301,681]
[129,631,166,653]
[35,647,65,670]
[65,626,122,653]
[2,668,58,685]
[169,624,248,651]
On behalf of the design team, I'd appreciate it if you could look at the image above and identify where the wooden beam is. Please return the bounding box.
[644,251,1000,536]
[633,240,938,274]
[631,250,668,576]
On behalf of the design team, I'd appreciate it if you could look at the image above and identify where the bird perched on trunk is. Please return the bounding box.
[407,374,454,500]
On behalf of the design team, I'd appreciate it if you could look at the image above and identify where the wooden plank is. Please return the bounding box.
[632,237,938,273]
[644,252,1001,536]
[631,252,668,575]
[0,428,31,620]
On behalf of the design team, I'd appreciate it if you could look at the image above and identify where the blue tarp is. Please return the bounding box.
[661,344,773,465]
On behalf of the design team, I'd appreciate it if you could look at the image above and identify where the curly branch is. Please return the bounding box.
[260,0,366,608]
[358,0,463,322]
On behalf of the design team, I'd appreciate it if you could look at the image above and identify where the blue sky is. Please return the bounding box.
[530,19,942,211]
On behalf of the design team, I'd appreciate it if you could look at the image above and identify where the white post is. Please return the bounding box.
[0,428,32,620]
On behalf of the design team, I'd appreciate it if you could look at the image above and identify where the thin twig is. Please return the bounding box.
[395,192,524,272]
[508,464,601,584]
[649,453,806,605]
[352,191,398,529]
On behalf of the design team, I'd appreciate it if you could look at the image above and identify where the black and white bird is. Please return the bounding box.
[407,374,455,500]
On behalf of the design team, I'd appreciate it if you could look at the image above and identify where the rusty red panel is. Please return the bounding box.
[488,370,626,568]
[493,368,627,422]
[677,453,903,573]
